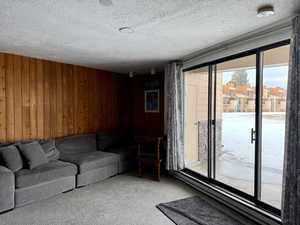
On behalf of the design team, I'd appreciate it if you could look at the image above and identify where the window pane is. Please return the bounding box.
[215,55,256,195]
[185,66,209,176]
[261,45,290,208]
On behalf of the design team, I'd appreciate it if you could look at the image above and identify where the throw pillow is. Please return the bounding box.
[18,141,48,169]
[0,145,23,172]
[39,139,60,161]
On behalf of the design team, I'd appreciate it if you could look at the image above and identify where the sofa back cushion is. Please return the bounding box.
[56,134,97,154]
[97,130,129,150]
[39,139,60,161]
[0,145,23,172]
[18,141,49,169]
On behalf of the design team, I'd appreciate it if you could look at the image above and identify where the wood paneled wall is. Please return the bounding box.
[0,53,130,142]
[130,75,164,136]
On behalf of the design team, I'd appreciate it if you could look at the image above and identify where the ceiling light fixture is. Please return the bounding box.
[119,27,134,34]
[98,0,113,7]
[257,5,275,17]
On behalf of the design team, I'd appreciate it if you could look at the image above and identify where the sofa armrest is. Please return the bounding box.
[0,165,10,172]
[0,166,15,212]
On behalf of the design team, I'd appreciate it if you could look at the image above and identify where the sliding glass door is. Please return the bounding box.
[185,66,209,177]
[260,44,290,209]
[214,55,256,196]
[183,40,290,215]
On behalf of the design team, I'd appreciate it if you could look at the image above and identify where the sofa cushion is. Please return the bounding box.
[60,151,119,174]
[39,139,60,161]
[0,166,14,212]
[56,134,97,154]
[1,139,60,161]
[97,130,129,150]
[0,145,23,172]
[18,141,49,169]
[15,160,77,188]
[106,145,137,161]
[97,132,118,150]
[0,142,17,148]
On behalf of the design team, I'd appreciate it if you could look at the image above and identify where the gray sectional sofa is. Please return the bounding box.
[0,139,78,208]
[0,166,14,213]
[97,131,137,173]
[56,134,120,187]
[0,131,136,213]
[15,160,77,207]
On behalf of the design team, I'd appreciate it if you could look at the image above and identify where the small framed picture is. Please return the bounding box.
[144,89,160,113]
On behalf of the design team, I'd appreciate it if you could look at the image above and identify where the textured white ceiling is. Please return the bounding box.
[0,0,299,74]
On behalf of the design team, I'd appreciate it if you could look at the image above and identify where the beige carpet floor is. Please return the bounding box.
[0,173,256,225]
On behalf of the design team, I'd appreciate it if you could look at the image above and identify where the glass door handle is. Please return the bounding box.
[251,128,256,144]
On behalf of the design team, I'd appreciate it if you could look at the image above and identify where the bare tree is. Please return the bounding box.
[229,70,250,86]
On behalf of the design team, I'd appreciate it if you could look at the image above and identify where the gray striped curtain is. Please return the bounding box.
[165,62,184,171]
[281,16,300,225]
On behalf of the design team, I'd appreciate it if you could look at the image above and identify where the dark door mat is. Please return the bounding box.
[157,196,246,225]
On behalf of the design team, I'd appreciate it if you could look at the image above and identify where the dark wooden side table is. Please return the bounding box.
[135,136,163,181]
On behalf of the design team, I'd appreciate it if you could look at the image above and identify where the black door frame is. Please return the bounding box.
[183,39,290,217]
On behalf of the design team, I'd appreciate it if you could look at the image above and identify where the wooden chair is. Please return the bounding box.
[135,136,163,181]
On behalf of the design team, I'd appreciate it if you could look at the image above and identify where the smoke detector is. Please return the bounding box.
[257,6,275,17]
